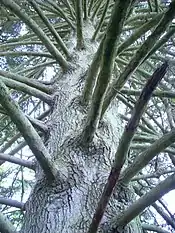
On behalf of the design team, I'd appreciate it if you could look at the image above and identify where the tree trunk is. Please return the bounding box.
[20,36,142,233]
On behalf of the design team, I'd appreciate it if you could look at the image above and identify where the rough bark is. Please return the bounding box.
[20,32,142,233]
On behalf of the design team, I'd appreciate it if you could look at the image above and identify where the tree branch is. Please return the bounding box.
[0,81,57,181]
[117,13,163,55]
[87,61,168,233]
[0,70,52,94]
[46,0,75,30]
[82,36,105,104]
[0,76,53,105]
[0,198,25,210]
[0,153,35,170]
[131,169,175,181]
[120,88,175,99]
[102,0,175,115]
[27,116,48,133]
[75,0,85,49]
[120,127,175,185]
[0,108,51,154]
[91,0,110,41]
[82,0,132,144]
[142,26,175,64]
[0,51,53,59]
[113,173,175,230]
[135,188,175,230]
[152,203,175,230]
[142,223,170,233]
[1,0,70,71]
[29,0,70,58]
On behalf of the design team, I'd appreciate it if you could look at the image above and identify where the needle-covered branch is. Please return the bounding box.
[82,0,132,144]
[0,212,17,233]
[87,60,168,233]
[0,152,35,170]
[113,173,175,230]
[0,198,25,210]
[1,0,70,71]
[102,0,175,115]
[0,80,57,181]
[0,70,52,94]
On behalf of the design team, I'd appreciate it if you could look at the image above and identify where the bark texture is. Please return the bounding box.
[20,30,142,233]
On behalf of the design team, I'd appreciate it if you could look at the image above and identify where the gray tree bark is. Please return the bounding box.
[20,47,142,233]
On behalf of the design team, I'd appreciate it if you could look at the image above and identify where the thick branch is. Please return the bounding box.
[0,108,51,154]
[142,26,175,64]
[82,36,105,104]
[113,173,175,229]
[0,70,52,94]
[27,116,48,133]
[0,198,25,210]
[87,62,168,233]
[75,0,85,49]
[142,223,170,233]
[0,81,57,181]
[83,0,132,144]
[120,128,175,185]
[0,76,53,105]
